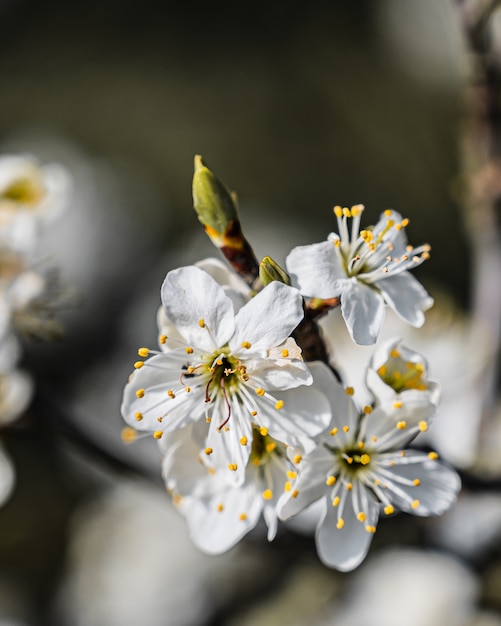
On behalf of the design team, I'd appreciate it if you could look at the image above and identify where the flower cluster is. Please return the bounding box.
[120,160,461,571]
[0,154,71,506]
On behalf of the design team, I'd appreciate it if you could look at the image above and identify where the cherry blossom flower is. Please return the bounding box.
[286,205,433,345]
[160,421,294,553]
[366,337,440,407]
[121,265,331,485]
[278,373,460,572]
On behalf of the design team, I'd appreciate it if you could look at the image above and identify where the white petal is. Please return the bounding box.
[161,266,235,351]
[121,353,205,432]
[0,368,33,427]
[378,451,461,516]
[205,398,253,487]
[340,279,385,345]
[251,358,313,390]
[230,282,304,352]
[377,272,433,327]
[315,489,380,572]
[182,479,262,555]
[308,361,359,447]
[279,446,333,520]
[286,241,346,299]
[256,384,332,450]
[195,257,250,311]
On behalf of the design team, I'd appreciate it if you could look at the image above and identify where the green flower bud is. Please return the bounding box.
[192,155,237,237]
[259,256,291,286]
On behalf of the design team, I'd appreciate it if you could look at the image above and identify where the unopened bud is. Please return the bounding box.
[259,256,290,286]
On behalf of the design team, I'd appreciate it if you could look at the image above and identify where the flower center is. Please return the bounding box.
[202,349,246,399]
[1,176,45,208]
[339,448,372,474]
[377,350,427,392]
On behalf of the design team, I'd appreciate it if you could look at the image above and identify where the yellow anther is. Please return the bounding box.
[326,475,336,486]
[251,411,258,417]
[153,431,163,439]
[185,347,194,354]
[419,421,428,432]
[372,436,378,442]
[292,490,299,498]
[241,341,252,349]
[334,239,342,247]
[216,359,223,366]
[411,499,420,510]
[345,456,353,464]
[224,426,230,432]
[396,421,407,430]
[134,412,143,421]
[334,205,343,217]
[187,366,195,374]
[357,512,367,522]
[275,400,284,410]
[217,503,224,512]
[365,525,377,533]
[428,451,439,460]
[208,468,216,475]
[342,207,351,218]
[287,471,297,480]
[393,401,403,409]
[121,427,137,444]
[172,493,183,506]
[401,218,409,227]
[400,451,406,457]
[199,319,205,328]
[167,390,176,399]
[265,442,277,453]
[390,349,401,358]
[360,454,371,465]
[358,441,365,449]
[378,365,387,376]
[343,425,350,433]
[185,387,191,393]
[351,203,364,215]
[281,349,289,358]
[345,386,355,396]
[336,518,345,529]
[260,427,268,437]
[206,417,212,423]
[137,348,150,358]
[374,479,380,486]
[346,482,353,491]
[329,427,338,436]
[159,335,167,344]
[136,389,145,398]
[204,447,213,455]
[239,513,247,521]
[332,496,340,506]
[255,387,266,396]
[157,417,163,423]
[363,405,373,414]
[384,505,394,515]
[228,463,238,471]
[284,481,292,492]
[240,436,248,446]
[384,209,392,217]
[293,454,302,464]
[262,489,273,500]
[413,478,421,486]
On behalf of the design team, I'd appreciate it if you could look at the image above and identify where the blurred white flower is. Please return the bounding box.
[0,154,71,253]
[121,265,331,486]
[286,206,433,345]
[327,548,478,626]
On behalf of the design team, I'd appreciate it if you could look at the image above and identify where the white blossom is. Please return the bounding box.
[286,205,433,345]
[161,421,292,553]
[121,265,331,485]
[278,369,460,572]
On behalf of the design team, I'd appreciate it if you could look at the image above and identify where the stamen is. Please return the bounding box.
[136,389,145,398]
[153,431,163,439]
[138,348,150,357]
[241,341,251,349]
[262,489,273,500]
[293,454,302,464]
[240,436,248,446]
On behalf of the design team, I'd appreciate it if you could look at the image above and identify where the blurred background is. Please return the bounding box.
[1,0,500,624]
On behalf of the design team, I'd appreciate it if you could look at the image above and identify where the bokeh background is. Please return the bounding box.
[1,1,500,625]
